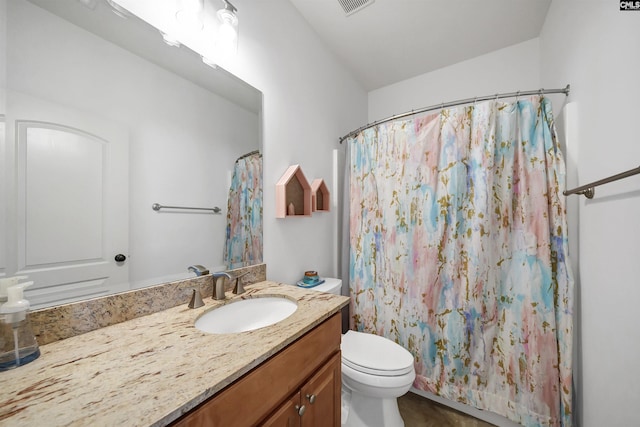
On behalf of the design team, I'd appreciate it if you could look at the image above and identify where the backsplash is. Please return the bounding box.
[29,264,267,345]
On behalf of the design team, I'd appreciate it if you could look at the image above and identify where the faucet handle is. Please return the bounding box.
[188,288,204,309]
[232,271,251,295]
[232,278,245,295]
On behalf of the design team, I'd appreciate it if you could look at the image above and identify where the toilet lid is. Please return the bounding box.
[341,331,414,376]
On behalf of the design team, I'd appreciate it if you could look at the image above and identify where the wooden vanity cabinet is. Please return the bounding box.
[263,352,341,426]
[171,313,341,427]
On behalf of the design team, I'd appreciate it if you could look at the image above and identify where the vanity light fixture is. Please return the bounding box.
[216,0,238,57]
[201,0,238,67]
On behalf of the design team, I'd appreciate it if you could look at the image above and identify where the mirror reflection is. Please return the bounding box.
[0,0,263,309]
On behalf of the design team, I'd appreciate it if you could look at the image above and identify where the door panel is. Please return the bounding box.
[7,92,129,307]
[19,124,104,265]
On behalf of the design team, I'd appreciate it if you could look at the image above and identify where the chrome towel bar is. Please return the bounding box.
[564,165,640,199]
[152,203,222,214]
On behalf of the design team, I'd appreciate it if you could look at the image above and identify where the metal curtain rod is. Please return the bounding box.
[236,150,261,161]
[152,203,222,214]
[563,165,640,199]
[339,85,571,143]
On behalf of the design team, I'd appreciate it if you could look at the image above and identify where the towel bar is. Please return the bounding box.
[152,203,222,214]
[564,165,640,199]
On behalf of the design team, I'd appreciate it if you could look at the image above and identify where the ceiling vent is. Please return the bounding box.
[337,0,375,16]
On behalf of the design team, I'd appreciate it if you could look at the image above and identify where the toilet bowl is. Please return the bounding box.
[341,330,415,427]
[295,277,416,427]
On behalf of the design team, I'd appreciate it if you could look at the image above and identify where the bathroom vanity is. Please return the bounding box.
[0,281,349,426]
[173,313,341,426]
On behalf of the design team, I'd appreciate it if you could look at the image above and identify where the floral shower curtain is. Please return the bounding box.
[224,151,263,269]
[348,97,573,426]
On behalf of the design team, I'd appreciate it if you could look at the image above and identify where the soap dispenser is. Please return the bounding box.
[0,281,40,371]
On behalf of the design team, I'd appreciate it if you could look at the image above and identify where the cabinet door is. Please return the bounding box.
[261,392,301,427]
[300,352,341,427]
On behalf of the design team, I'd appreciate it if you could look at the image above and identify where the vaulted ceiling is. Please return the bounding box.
[288,0,551,91]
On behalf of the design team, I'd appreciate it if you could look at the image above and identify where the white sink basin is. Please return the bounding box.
[195,296,298,334]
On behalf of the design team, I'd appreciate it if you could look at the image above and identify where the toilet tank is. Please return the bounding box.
[304,278,342,295]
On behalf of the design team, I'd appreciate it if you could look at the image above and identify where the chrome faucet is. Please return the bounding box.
[188,265,210,276]
[211,271,232,300]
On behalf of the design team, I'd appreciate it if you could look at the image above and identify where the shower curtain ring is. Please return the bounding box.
[516,91,520,102]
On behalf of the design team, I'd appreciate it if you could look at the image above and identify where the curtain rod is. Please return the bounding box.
[564,165,640,199]
[339,85,571,143]
[236,149,261,162]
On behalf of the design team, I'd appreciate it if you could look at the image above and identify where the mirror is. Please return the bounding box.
[0,0,263,309]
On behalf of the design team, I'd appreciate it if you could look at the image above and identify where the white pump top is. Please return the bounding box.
[0,276,28,302]
[0,281,33,323]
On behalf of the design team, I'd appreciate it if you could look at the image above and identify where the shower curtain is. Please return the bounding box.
[348,97,573,426]
[224,151,263,269]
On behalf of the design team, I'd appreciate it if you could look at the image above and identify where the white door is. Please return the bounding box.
[6,92,129,308]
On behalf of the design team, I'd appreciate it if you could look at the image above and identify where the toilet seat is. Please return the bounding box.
[341,331,414,377]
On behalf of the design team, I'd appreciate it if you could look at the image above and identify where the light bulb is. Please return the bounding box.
[216,5,238,57]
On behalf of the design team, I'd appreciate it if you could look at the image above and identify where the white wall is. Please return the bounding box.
[218,0,368,284]
[541,3,640,426]
[368,38,541,122]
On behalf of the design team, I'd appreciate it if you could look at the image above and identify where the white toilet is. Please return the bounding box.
[300,278,416,427]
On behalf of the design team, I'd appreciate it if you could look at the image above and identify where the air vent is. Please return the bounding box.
[337,0,375,16]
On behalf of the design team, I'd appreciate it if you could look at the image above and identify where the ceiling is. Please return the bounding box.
[288,0,551,91]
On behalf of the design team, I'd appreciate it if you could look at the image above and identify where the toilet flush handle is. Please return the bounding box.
[306,394,316,404]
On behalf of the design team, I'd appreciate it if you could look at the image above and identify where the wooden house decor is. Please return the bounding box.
[276,165,312,218]
[311,179,330,212]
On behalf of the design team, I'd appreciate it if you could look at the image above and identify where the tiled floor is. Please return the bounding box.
[398,392,495,427]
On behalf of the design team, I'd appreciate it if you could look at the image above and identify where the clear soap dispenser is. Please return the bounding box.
[0,281,40,371]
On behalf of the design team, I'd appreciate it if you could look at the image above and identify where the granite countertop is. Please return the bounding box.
[0,281,349,426]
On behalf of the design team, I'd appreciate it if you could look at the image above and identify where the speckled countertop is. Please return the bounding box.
[0,281,349,426]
